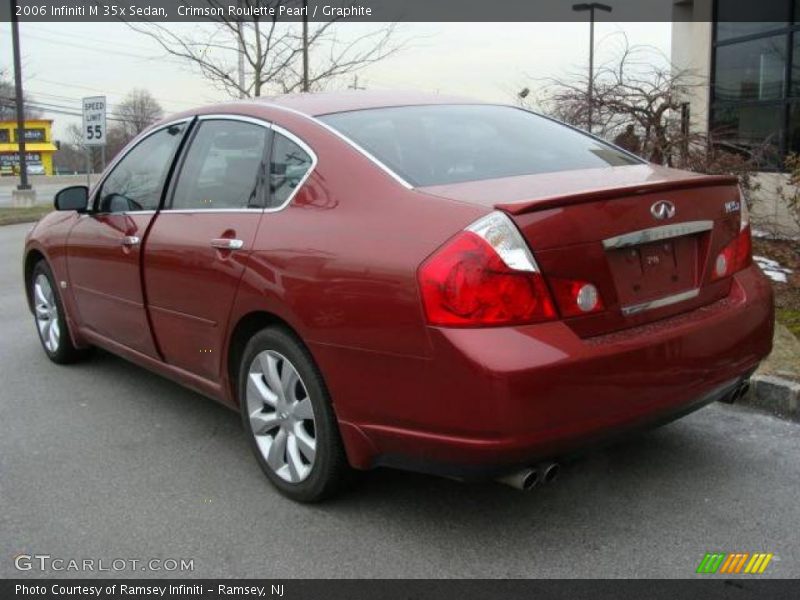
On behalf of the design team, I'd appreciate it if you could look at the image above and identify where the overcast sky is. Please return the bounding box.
[0,21,671,139]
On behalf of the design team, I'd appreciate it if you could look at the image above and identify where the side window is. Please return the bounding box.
[97,123,186,212]
[170,120,269,210]
[269,131,313,208]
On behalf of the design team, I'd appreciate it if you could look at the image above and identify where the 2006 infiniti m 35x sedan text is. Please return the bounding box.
[24,92,773,501]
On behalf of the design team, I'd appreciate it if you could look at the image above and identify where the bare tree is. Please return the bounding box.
[116,89,164,138]
[0,68,42,120]
[63,121,131,172]
[127,1,403,97]
[528,34,706,166]
[52,128,88,174]
[523,34,770,203]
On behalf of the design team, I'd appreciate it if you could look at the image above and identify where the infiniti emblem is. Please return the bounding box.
[651,200,676,220]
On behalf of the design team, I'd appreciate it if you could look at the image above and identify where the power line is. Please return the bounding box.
[22,31,186,64]
[26,87,189,115]
[1,101,124,123]
[29,78,200,110]
[4,96,128,117]
[24,24,164,54]
[1,97,133,123]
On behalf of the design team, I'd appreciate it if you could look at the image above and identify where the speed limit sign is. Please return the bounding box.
[82,96,106,146]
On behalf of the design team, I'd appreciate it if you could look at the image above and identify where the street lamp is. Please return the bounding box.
[572,2,612,134]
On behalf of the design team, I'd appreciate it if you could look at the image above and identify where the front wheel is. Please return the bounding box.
[239,326,352,502]
[30,261,90,364]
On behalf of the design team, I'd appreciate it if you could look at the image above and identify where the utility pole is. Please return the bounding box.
[302,0,309,92]
[10,0,30,192]
[572,3,612,134]
[347,75,365,90]
[237,20,245,98]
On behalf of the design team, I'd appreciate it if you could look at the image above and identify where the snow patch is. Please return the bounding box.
[763,270,789,283]
[754,255,793,284]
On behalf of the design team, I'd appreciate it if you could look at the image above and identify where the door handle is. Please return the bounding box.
[121,236,140,246]
[210,238,244,250]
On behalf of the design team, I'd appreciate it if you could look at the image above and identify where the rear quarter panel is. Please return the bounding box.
[228,111,488,357]
[226,107,487,412]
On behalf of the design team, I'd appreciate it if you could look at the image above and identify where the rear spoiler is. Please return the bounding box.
[495,174,739,215]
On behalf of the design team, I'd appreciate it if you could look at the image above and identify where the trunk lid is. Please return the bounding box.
[420,165,744,337]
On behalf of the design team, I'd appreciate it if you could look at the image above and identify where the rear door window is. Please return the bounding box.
[170,119,270,210]
[319,105,641,187]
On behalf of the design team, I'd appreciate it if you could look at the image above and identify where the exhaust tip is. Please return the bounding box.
[542,462,560,484]
[521,470,540,491]
[721,380,750,404]
[739,381,751,400]
[496,467,539,491]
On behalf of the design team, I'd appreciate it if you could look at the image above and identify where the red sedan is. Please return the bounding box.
[24,92,773,501]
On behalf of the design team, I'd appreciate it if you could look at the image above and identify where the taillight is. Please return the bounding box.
[548,278,604,317]
[418,211,556,327]
[712,192,752,281]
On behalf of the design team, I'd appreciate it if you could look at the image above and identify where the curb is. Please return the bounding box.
[739,375,800,421]
[0,216,41,226]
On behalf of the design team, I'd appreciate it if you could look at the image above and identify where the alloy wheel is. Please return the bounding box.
[246,350,317,483]
[34,274,60,353]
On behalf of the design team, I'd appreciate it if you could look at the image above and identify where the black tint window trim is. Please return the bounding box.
[165,116,272,211]
[267,124,318,211]
[92,118,193,213]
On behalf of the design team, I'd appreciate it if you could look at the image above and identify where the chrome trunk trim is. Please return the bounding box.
[602,220,713,250]
[620,288,700,316]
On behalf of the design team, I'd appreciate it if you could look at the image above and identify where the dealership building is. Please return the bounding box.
[672,0,800,235]
[672,0,800,162]
[0,119,57,176]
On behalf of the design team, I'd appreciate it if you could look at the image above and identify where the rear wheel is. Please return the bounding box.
[30,261,90,364]
[239,326,352,502]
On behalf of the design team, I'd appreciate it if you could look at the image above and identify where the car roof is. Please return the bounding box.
[250,90,484,117]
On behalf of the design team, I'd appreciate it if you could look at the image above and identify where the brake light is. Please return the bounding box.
[712,193,752,281]
[418,212,556,327]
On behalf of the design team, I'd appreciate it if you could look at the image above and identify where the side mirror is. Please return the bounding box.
[54,186,89,212]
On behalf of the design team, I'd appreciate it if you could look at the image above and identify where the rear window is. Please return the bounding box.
[319,104,640,187]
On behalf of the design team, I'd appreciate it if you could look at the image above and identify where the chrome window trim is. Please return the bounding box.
[262,103,414,190]
[620,288,701,316]
[160,208,265,214]
[90,118,191,210]
[78,209,157,219]
[196,113,271,128]
[267,123,319,213]
[120,210,156,215]
[602,220,714,250]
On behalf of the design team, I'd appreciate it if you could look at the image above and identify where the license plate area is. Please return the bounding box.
[607,235,699,307]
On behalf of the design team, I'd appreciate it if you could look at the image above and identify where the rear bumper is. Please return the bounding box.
[326,265,774,474]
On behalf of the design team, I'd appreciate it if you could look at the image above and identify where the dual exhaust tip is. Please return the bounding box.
[721,379,751,404]
[496,461,560,491]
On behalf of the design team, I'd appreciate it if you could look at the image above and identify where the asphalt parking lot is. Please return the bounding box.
[1,221,799,579]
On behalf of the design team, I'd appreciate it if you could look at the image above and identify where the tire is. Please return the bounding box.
[239,326,352,502]
[29,260,91,364]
